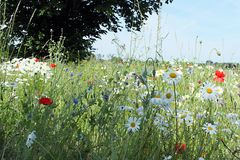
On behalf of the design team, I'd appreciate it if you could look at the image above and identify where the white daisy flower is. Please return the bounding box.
[177,110,193,126]
[160,100,172,111]
[203,123,217,134]
[200,82,219,100]
[163,69,182,85]
[26,131,37,148]
[163,90,175,103]
[150,91,163,106]
[155,69,165,77]
[198,157,205,160]
[0,58,53,81]
[125,117,141,132]
[150,98,162,106]
[153,91,162,98]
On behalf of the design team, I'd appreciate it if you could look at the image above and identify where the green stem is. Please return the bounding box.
[35,140,56,160]
[173,82,178,144]
[207,100,212,122]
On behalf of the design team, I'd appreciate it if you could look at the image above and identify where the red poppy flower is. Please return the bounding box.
[175,143,186,154]
[50,63,57,68]
[213,70,225,82]
[213,77,224,82]
[215,70,225,78]
[33,58,39,62]
[39,97,53,105]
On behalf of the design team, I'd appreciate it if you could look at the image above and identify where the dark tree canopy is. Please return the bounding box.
[6,0,173,60]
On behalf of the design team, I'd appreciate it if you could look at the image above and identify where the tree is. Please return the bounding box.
[6,0,173,60]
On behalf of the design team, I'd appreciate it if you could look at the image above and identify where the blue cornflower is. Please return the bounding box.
[102,94,110,102]
[73,98,79,105]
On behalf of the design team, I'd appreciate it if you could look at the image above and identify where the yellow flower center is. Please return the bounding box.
[206,88,213,94]
[169,73,177,78]
[130,122,136,128]
[180,114,187,119]
[154,95,161,98]
[166,93,172,99]
[207,126,213,131]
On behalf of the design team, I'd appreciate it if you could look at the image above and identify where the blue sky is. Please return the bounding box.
[93,0,240,63]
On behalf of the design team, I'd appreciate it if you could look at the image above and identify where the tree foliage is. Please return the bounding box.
[6,0,173,60]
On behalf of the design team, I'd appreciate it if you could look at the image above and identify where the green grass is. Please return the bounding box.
[0,58,239,160]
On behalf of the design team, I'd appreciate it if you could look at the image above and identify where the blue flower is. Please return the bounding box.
[102,94,110,102]
[73,98,79,105]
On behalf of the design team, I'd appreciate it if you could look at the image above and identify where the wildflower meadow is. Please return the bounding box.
[1,0,240,160]
[1,57,240,159]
